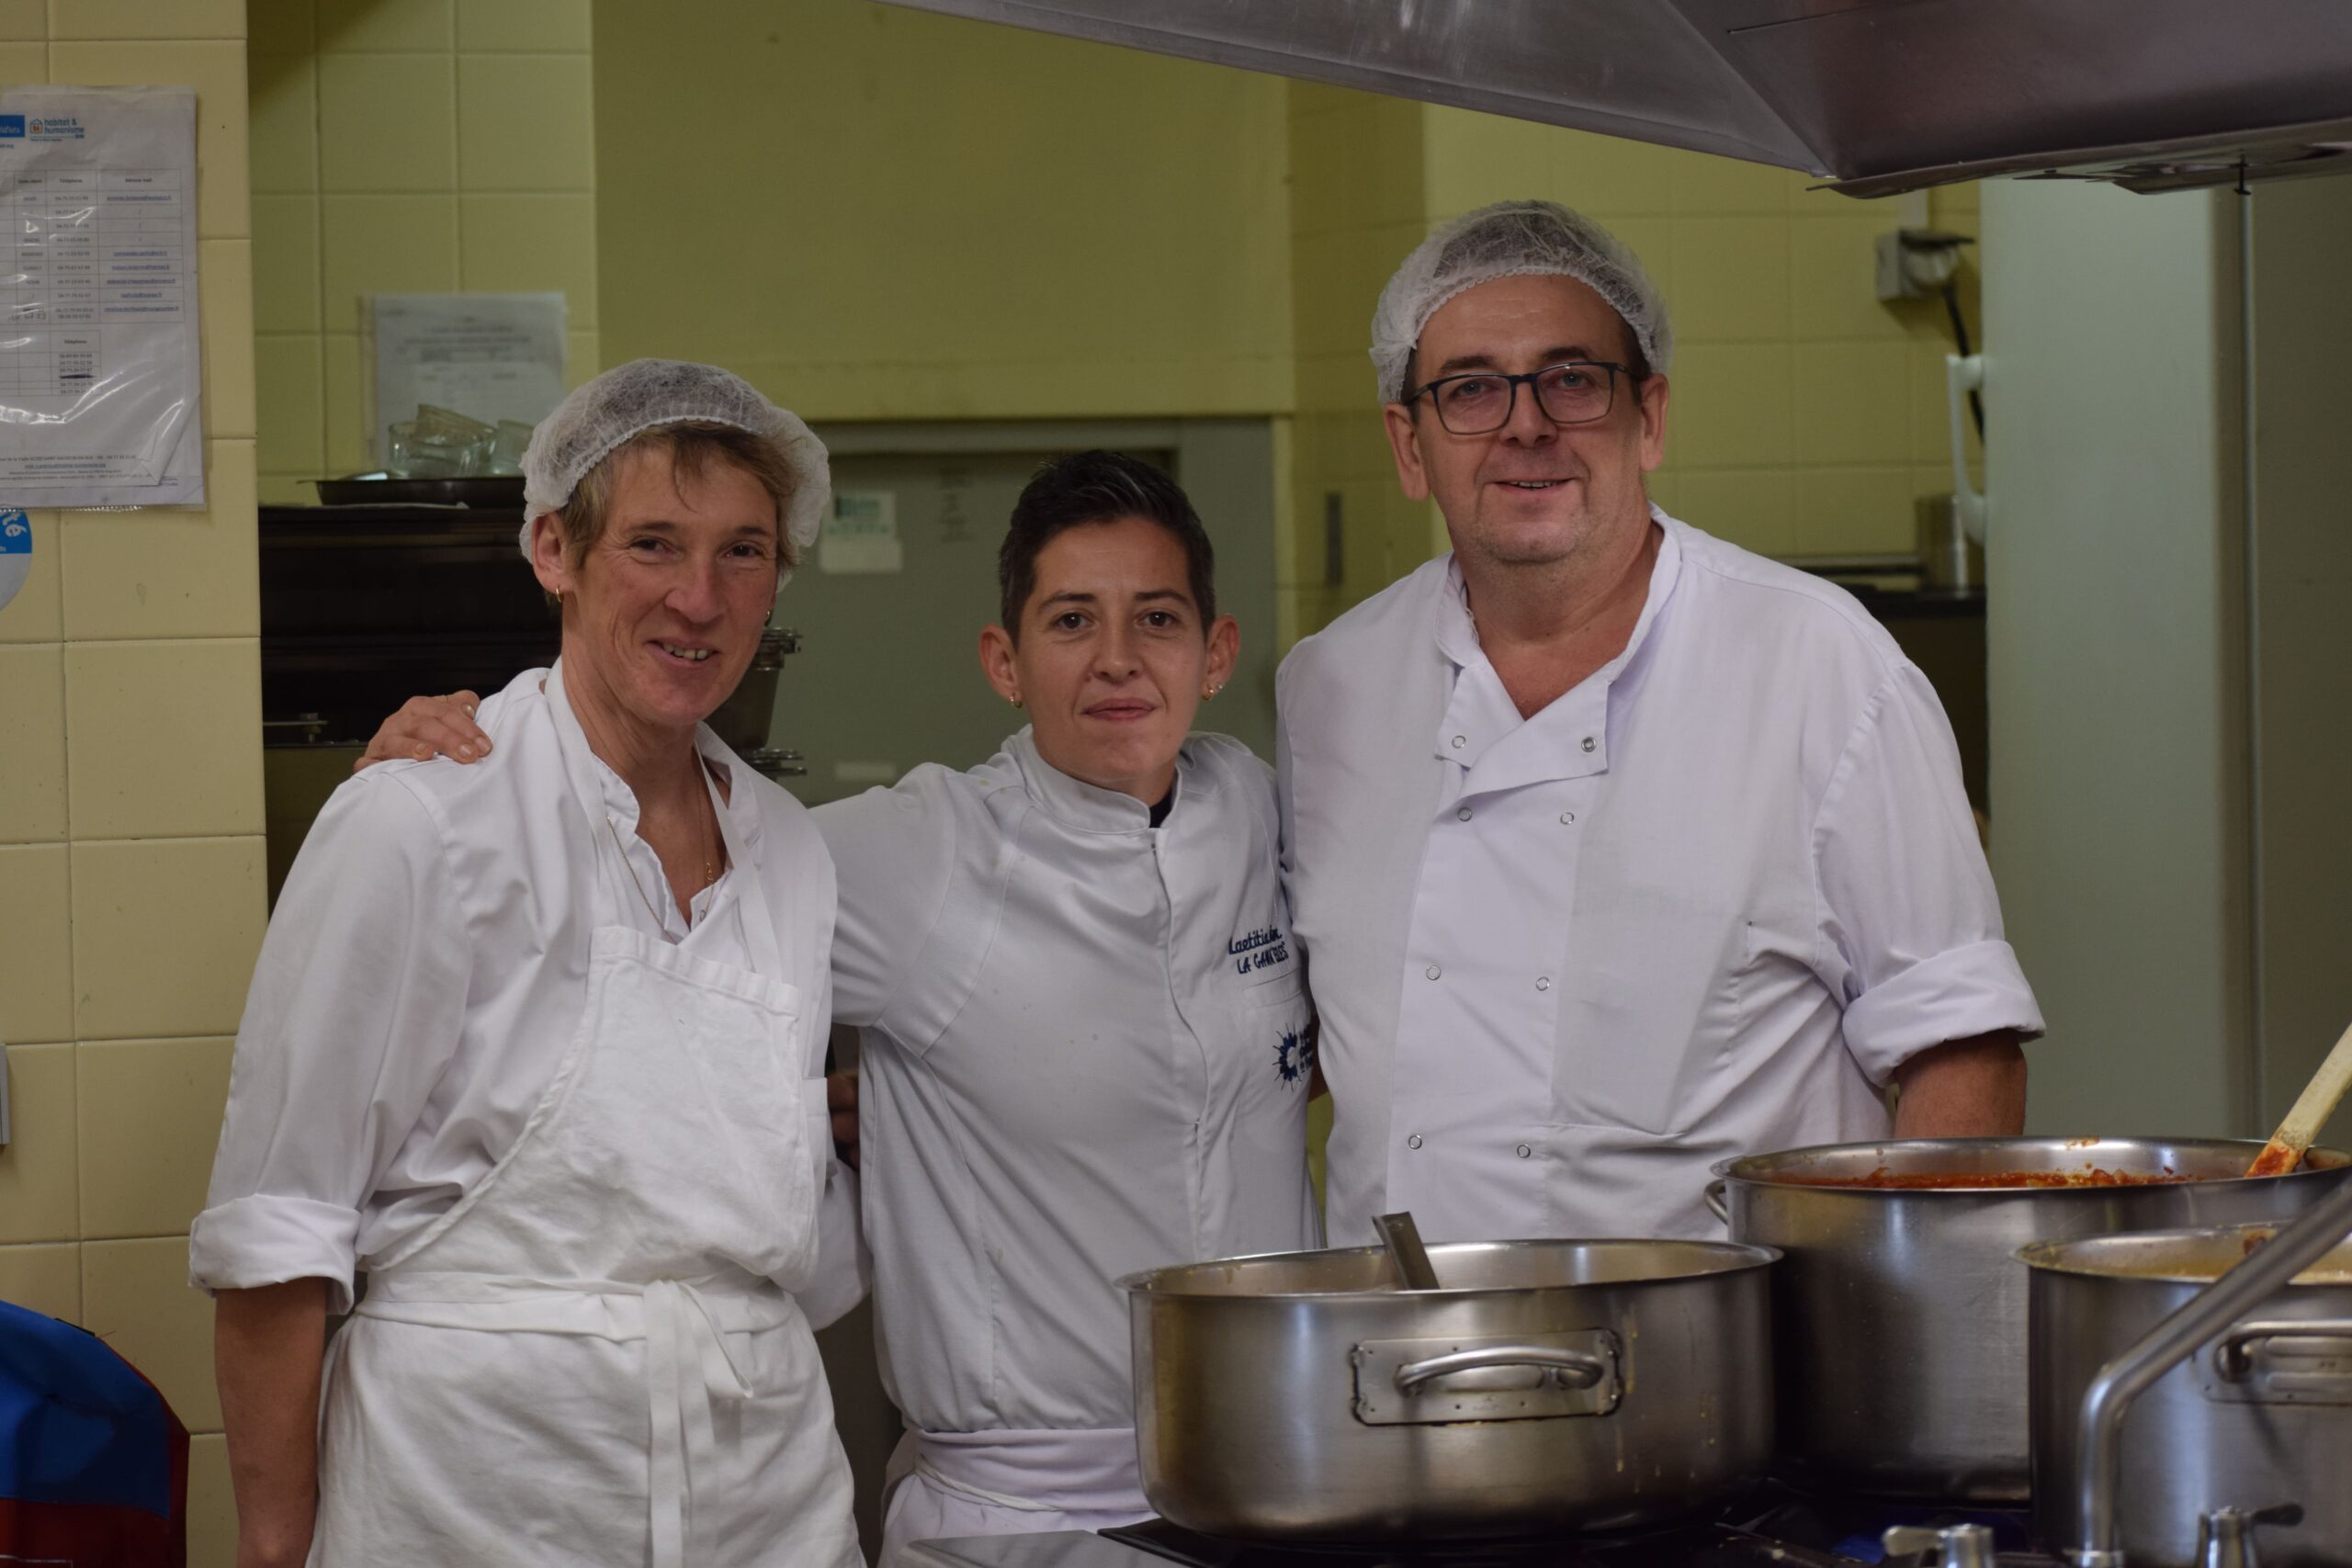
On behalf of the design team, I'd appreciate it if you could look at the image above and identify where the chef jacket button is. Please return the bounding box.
[1581,736,1597,753]
[1455,806,1472,821]
[1535,975,1552,991]
[1425,964,1442,981]
[1515,1144,1532,1159]
[1560,810,1577,824]
[1451,734,1466,750]
[1407,1134,1424,1150]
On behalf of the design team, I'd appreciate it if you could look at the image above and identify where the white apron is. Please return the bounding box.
[310,669,861,1568]
[877,1427,1148,1568]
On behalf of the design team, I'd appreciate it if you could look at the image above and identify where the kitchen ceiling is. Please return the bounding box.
[873,0,2352,197]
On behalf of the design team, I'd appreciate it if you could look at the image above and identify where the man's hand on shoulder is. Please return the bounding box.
[356,692,490,773]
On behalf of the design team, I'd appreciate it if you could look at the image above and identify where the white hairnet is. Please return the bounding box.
[1369,200,1672,404]
[516,357,830,591]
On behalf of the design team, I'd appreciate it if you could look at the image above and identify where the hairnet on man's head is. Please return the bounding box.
[1369,200,1671,404]
[516,358,830,581]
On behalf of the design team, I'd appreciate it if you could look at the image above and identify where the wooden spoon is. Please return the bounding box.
[2247,1017,2352,1177]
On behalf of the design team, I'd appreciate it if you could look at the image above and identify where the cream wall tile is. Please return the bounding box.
[252,194,321,333]
[71,836,266,1041]
[0,1243,81,1321]
[0,1046,76,1244]
[564,329,596,389]
[255,335,326,479]
[1671,149,1788,215]
[188,1434,233,1568]
[1792,465,1917,554]
[1663,343,1792,470]
[1675,467,1796,558]
[0,511,62,643]
[81,1237,220,1430]
[247,0,314,55]
[50,41,249,241]
[456,53,593,190]
[1792,216,1914,343]
[62,440,259,641]
[65,639,265,840]
[50,0,244,40]
[247,53,317,197]
[1669,216,1789,344]
[0,0,43,42]
[77,1037,234,1239]
[320,194,458,321]
[322,333,368,471]
[0,39,45,74]
[1545,130,1684,218]
[0,844,72,1043]
[1793,342,1912,467]
[198,239,255,439]
[0,645,66,841]
[458,192,594,323]
[255,475,312,506]
[319,0,453,52]
[458,0,591,53]
[318,52,455,192]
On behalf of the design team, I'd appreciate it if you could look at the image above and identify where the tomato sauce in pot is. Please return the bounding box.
[1781,1166,2190,1190]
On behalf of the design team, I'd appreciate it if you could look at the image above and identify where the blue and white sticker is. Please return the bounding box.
[0,509,33,615]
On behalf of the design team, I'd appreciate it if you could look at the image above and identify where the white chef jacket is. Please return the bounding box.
[1277,511,2045,1245]
[191,664,865,1325]
[817,728,1320,1437]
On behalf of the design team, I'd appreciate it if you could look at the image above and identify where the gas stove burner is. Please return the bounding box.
[1098,1518,1869,1567]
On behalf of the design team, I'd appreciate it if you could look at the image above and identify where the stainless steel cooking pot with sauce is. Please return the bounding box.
[2026,1223,2352,1568]
[1712,1137,2351,1503]
[1115,1237,1777,1542]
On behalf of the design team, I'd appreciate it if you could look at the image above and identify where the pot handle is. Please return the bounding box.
[1393,1345,1607,1396]
[2213,1318,2352,1380]
[1704,1179,1729,1224]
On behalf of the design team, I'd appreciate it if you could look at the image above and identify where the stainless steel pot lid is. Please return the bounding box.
[1116,1236,1779,1300]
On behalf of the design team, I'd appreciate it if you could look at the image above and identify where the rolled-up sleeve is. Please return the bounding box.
[190,773,472,1313]
[1812,664,2045,1086]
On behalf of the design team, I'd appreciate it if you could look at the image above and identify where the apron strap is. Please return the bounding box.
[644,1279,761,1568]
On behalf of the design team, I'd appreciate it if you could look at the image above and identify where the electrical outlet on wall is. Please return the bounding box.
[1876,229,1973,302]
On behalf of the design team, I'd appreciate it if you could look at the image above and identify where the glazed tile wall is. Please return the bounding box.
[250,0,598,504]
[0,5,260,1565]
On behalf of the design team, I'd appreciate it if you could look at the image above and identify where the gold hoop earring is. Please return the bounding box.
[1010,695,1023,710]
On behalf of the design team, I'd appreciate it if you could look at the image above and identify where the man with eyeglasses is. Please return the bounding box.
[1277,200,2043,1244]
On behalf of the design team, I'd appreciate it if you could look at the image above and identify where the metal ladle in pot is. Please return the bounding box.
[1374,1211,1442,1290]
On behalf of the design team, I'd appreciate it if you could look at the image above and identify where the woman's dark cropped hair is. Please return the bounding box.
[998,450,1216,638]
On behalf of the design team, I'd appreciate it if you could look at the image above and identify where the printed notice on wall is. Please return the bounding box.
[0,86,204,508]
[820,491,903,574]
[371,293,568,461]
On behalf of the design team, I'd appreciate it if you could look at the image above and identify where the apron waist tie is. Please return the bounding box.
[905,1424,1146,1515]
[356,1270,794,1568]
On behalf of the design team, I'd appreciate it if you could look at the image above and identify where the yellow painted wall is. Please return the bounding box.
[250,0,600,504]
[1281,92,1984,643]
[591,0,1292,423]
[0,2,260,1562]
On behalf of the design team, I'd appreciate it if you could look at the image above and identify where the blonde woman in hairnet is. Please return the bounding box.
[192,361,865,1568]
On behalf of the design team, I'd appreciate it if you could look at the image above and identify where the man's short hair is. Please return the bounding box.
[998,451,1216,641]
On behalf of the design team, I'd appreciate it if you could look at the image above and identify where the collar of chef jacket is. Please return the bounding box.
[1001,725,1189,835]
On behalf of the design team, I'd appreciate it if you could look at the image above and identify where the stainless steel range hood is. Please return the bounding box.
[872,0,2352,197]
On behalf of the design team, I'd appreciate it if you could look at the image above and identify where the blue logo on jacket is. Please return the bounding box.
[1274,1027,1314,1089]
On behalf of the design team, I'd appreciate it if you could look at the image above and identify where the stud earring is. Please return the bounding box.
[1010,695,1023,710]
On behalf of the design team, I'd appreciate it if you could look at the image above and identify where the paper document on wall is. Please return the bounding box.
[820,491,903,574]
[0,85,204,508]
[372,293,567,462]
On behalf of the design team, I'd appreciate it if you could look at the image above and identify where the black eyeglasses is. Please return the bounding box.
[1407,361,1634,434]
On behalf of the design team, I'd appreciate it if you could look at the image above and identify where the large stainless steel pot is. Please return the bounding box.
[1115,1238,1776,1542]
[1713,1137,2350,1503]
[2026,1222,2352,1568]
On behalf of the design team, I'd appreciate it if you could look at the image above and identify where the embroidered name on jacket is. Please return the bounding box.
[1229,925,1291,975]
